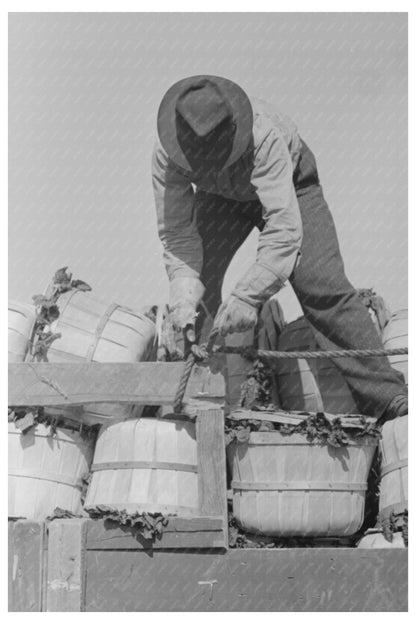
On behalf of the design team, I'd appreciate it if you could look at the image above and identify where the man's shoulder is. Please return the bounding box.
[249,96,295,124]
[248,96,301,158]
[249,95,277,115]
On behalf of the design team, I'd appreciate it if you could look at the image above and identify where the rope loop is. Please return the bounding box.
[173,352,196,414]
[171,324,408,415]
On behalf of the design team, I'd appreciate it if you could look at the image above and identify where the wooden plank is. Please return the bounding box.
[85,516,224,551]
[8,362,225,409]
[230,408,377,427]
[84,548,408,612]
[8,520,46,612]
[196,409,228,543]
[41,524,49,613]
[230,408,310,425]
[9,362,187,407]
[88,516,223,535]
[187,366,225,398]
[46,519,88,612]
[8,521,15,610]
[159,397,225,421]
[87,528,226,550]
[86,517,226,550]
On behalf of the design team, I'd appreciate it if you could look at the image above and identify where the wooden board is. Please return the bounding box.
[8,362,225,408]
[230,408,377,427]
[84,548,408,612]
[8,520,46,612]
[8,362,186,407]
[196,410,228,535]
[187,365,225,398]
[8,521,408,612]
[86,517,226,550]
[46,519,88,612]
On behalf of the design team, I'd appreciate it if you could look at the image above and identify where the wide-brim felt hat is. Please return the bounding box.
[157,75,253,171]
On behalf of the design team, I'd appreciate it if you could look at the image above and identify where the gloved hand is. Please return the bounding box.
[213,295,258,336]
[156,314,185,362]
[169,277,205,330]
[155,304,182,361]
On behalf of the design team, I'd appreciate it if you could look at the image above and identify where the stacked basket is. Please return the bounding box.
[8,272,159,520]
[226,298,408,541]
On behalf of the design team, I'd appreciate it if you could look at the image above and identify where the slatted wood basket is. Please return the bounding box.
[8,301,36,363]
[30,289,157,425]
[85,417,199,515]
[379,415,408,521]
[8,421,95,520]
[227,429,377,536]
[382,309,408,384]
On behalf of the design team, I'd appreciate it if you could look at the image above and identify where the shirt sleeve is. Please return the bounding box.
[152,141,203,281]
[231,129,303,307]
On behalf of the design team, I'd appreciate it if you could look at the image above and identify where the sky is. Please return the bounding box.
[8,12,407,322]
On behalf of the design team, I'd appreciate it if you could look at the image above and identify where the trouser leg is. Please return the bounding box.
[290,183,406,418]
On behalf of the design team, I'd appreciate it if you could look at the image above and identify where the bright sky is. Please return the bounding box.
[9,12,407,322]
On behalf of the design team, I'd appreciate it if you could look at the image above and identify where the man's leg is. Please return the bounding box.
[290,183,407,418]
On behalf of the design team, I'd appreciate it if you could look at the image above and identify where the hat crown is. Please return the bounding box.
[175,78,233,138]
[157,74,253,171]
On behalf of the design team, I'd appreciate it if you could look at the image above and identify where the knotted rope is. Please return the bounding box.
[215,346,408,361]
[173,345,206,414]
[172,327,408,413]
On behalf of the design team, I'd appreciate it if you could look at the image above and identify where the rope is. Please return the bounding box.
[172,324,408,413]
[213,345,408,361]
[173,328,220,414]
[173,349,197,414]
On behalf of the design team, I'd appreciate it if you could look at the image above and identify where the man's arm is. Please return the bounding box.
[152,140,203,280]
[231,129,303,307]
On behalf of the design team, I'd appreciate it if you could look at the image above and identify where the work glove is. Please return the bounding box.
[169,277,205,330]
[213,295,258,337]
[157,315,184,362]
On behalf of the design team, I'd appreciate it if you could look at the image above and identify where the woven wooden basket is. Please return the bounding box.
[228,429,377,537]
[85,417,199,516]
[379,415,408,521]
[8,421,95,520]
[29,289,157,425]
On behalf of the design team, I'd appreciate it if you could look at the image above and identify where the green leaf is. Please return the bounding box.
[15,411,35,433]
[71,279,92,292]
[41,304,60,323]
[54,267,71,283]
[83,507,173,541]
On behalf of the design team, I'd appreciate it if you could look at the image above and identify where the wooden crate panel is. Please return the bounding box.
[8,520,46,612]
[9,362,224,408]
[86,517,226,550]
[84,548,408,612]
[46,519,88,612]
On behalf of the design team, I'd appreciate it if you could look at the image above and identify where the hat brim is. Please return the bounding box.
[157,75,253,171]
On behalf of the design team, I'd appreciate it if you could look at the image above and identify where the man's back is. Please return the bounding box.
[152,96,302,202]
